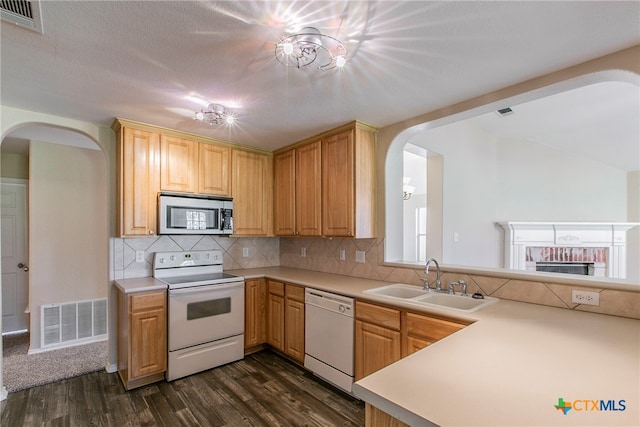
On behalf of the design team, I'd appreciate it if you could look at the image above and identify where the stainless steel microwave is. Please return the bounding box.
[158,194,233,235]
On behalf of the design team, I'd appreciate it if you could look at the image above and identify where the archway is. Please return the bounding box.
[0,110,112,400]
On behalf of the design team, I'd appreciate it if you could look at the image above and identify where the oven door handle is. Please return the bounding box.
[169,281,244,296]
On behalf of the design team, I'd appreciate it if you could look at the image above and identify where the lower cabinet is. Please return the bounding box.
[117,289,167,390]
[284,284,305,363]
[266,280,305,363]
[267,280,285,351]
[355,301,402,381]
[405,311,465,355]
[244,278,267,351]
[365,403,409,427]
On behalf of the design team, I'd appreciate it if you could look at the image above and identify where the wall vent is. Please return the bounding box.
[1,0,43,33]
[41,298,107,348]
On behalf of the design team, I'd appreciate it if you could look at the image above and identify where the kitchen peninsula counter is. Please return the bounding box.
[229,267,640,427]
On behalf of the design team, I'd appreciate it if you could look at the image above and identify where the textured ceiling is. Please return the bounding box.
[1,1,639,157]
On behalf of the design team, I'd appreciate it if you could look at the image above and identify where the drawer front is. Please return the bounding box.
[268,280,285,296]
[356,301,401,330]
[285,283,305,302]
[130,291,166,313]
[406,312,464,341]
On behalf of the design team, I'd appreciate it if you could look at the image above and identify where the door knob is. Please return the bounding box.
[18,263,29,272]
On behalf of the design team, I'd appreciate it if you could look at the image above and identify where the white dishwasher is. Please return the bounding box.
[304,288,355,393]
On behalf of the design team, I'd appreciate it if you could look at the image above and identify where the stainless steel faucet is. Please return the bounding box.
[448,280,469,296]
[422,258,442,292]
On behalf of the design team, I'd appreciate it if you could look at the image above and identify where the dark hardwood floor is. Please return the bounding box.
[0,350,365,426]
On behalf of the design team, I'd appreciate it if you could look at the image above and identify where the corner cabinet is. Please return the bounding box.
[117,289,167,390]
[232,149,273,236]
[114,122,160,237]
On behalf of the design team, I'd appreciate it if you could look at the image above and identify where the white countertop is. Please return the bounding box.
[114,276,168,293]
[228,267,640,427]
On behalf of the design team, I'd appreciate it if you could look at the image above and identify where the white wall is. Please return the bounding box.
[495,137,628,221]
[411,120,499,268]
[28,141,108,350]
[627,171,640,281]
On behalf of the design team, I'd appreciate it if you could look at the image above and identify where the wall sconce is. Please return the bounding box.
[403,177,415,200]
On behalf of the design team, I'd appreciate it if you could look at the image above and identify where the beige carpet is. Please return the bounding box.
[2,333,107,392]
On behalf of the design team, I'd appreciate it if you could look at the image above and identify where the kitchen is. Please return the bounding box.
[1,1,640,426]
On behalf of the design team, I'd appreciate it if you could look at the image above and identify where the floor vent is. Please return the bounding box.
[1,0,43,33]
[41,298,107,348]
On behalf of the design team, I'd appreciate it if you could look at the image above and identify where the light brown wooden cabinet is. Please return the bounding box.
[355,299,468,381]
[244,278,267,351]
[273,141,322,236]
[322,125,376,238]
[199,142,231,196]
[232,149,273,236]
[114,124,161,237]
[273,122,376,238]
[117,289,167,390]
[365,403,409,427]
[284,284,305,362]
[355,301,402,381]
[266,280,305,362]
[160,134,198,193]
[405,312,465,355]
[267,280,285,351]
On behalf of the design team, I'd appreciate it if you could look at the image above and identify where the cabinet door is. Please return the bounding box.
[245,278,267,348]
[119,127,160,237]
[322,130,354,236]
[232,150,273,236]
[267,293,285,351]
[405,312,465,354]
[160,135,197,193]
[355,320,401,381]
[296,141,322,236]
[273,149,296,236]
[284,298,305,362]
[130,307,166,378]
[199,143,231,196]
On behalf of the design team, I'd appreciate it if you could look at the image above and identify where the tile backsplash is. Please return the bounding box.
[111,235,639,320]
[110,235,279,280]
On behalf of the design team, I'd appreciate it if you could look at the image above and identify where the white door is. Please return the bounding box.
[1,180,29,334]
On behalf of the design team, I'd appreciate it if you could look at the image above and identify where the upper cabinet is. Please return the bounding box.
[114,122,160,237]
[199,143,231,196]
[274,121,376,238]
[160,135,198,193]
[273,141,322,236]
[232,149,273,236]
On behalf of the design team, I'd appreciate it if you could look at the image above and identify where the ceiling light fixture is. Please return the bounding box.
[194,103,235,125]
[275,26,347,71]
[403,177,416,200]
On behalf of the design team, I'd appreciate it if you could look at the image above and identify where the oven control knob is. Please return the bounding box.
[206,253,210,258]
[170,255,175,261]
[214,254,219,261]
[159,258,165,264]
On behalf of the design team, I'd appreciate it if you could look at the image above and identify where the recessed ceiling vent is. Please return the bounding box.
[1,0,43,33]
[496,107,514,117]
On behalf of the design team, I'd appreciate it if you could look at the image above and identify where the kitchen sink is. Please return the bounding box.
[414,293,498,312]
[363,284,429,299]
[363,284,498,312]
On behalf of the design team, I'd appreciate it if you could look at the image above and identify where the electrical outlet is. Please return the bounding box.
[135,251,145,263]
[339,249,346,261]
[571,289,600,306]
[242,247,249,257]
[301,247,307,257]
[355,251,365,263]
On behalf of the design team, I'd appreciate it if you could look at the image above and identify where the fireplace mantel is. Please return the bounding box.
[497,222,640,279]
